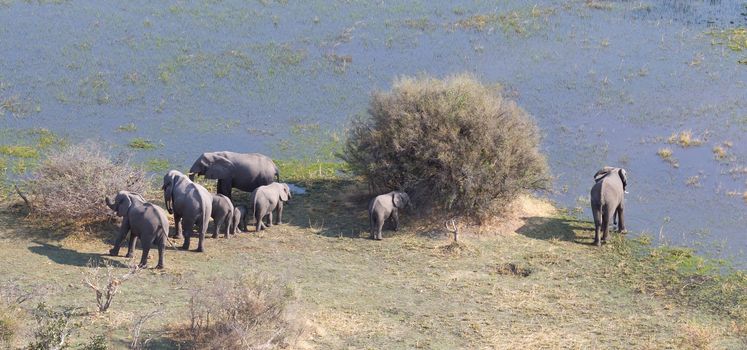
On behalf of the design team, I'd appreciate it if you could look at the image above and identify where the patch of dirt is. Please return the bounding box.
[490,263,532,277]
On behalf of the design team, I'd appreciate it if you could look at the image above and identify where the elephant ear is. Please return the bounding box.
[593,166,613,182]
[279,184,289,201]
[116,194,132,217]
[618,168,628,191]
[204,155,234,179]
[392,192,405,208]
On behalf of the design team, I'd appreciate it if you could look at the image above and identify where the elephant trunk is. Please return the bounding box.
[105,196,116,211]
[188,173,196,181]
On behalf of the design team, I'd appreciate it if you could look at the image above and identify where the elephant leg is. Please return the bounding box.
[212,217,221,239]
[181,218,195,251]
[174,214,183,239]
[601,207,612,243]
[110,218,131,256]
[376,216,385,240]
[156,236,165,269]
[225,214,232,238]
[369,217,376,239]
[125,235,137,258]
[139,240,151,268]
[196,217,207,253]
[592,206,601,246]
[276,202,283,225]
[267,211,273,227]
[612,208,618,227]
[218,179,232,199]
[617,205,626,233]
[391,210,399,231]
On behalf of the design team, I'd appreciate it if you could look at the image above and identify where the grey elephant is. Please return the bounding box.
[368,191,411,240]
[188,152,279,199]
[231,204,249,234]
[252,183,291,231]
[163,170,213,252]
[105,191,169,269]
[210,193,234,239]
[590,166,627,246]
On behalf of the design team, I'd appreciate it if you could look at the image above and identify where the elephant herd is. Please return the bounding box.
[104,152,290,269]
[105,150,628,269]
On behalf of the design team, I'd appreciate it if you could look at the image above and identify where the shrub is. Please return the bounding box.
[27,303,80,350]
[21,142,148,228]
[0,303,18,348]
[182,273,304,349]
[343,74,550,219]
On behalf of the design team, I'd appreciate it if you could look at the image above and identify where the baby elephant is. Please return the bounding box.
[211,193,234,239]
[252,183,291,231]
[105,191,169,269]
[231,204,249,234]
[368,191,411,240]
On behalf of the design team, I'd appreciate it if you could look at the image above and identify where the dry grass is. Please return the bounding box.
[657,147,679,168]
[173,273,304,349]
[713,146,727,160]
[20,142,148,229]
[667,130,703,147]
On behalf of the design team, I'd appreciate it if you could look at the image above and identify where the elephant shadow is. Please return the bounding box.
[28,241,129,268]
[516,216,596,245]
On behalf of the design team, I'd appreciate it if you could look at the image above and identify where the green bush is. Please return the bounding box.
[343,74,550,219]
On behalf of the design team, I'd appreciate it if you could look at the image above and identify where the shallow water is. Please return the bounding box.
[1,1,746,264]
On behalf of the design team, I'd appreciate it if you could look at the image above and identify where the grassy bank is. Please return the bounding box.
[0,162,745,349]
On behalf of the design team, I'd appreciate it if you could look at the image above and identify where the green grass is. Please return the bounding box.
[127,138,157,150]
[142,158,170,173]
[0,145,38,158]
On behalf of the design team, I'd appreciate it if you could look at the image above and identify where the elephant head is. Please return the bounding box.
[188,152,234,181]
[162,170,181,214]
[593,166,615,182]
[392,191,410,209]
[280,183,291,201]
[593,166,627,191]
[106,191,133,217]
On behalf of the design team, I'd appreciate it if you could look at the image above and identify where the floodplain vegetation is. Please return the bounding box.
[0,76,746,349]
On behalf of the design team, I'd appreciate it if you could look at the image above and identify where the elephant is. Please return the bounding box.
[188,152,279,199]
[105,191,169,269]
[210,193,234,239]
[252,182,291,232]
[594,167,623,227]
[590,167,627,246]
[368,191,411,240]
[163,170,213,252]
[231,204,249,234]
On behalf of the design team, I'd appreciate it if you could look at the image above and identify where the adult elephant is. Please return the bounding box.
[188,152,279,199]
[105,191,169,269]
[163,170,213,252]
[590,167,627,246]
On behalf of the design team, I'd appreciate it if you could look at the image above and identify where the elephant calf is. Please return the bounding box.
[252,183,291,232]
[368,191,411,240]
[105,191,169,269]
[590,166,627,246]
[211,194,234,239]
[231,204,249,234]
